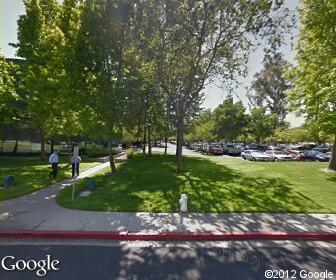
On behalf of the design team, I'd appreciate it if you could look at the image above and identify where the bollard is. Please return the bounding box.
[179,194,188,213]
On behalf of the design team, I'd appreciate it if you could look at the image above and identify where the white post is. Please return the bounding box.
[179,194,188,213]
[71,145,79,201]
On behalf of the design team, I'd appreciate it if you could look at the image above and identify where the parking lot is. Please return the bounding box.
[186,142,333,163]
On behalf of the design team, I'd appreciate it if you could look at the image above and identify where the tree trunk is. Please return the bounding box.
[176,117,184,173]
[142,125,147,154]
[108,140,117,173]
[328,134,336,171]
[164,136,168,155]
[67,138,72,162]
[51,138,54,154]
[148,125,152,156]
[40,132,46,161]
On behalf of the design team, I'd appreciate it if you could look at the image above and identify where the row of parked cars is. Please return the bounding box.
[186,142,332,162]
[188,142,242,156]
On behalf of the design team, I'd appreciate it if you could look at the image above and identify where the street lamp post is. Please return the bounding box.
[71,145,79,201]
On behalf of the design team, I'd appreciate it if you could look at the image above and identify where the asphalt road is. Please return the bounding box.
[0,240,336,280]
[151,143,202,156]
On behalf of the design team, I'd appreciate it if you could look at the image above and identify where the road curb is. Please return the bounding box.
[1,231,336,241]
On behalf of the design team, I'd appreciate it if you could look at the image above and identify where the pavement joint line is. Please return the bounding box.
[31,217,49,231]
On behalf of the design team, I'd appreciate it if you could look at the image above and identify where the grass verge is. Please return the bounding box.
[57,154,336,213]
[0,156,100,200]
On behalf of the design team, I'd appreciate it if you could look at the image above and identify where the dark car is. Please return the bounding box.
[303,150,329,162]
[313,146,331,154]
[225,144,242,156]
[298,144,316,151]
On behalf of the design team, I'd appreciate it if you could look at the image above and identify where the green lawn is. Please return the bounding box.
[57,154,336,213]
[0,156,100,200]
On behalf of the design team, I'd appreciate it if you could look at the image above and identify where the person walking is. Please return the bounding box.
[48,150,59,178]
[71,153,81,178]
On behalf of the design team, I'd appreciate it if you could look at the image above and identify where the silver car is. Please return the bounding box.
[242,150,273,161]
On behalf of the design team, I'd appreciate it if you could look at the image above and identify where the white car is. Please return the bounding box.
[241,149,257,159]
[242,150,273,161]
[265,150,294,161]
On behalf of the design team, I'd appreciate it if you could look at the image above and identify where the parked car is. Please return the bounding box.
[225,144,242,156]
[240,149,249,159]
[283,149,305,161]
[189,142,198,150]
[200,142,211,154]
[196,142,205,152]
[313,146,331,154]
[267,145,285,151]
[303,150,329,162]
[244,144,267,151]
[209,144,224,155]
[325,151,332,160]
[265,150,294,161]
[242,150,273,161]
[298,144,316,151]
[203,143,210,154]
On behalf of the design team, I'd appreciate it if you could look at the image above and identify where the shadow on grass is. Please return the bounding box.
[326,173,336,183]
[58,155,324,213]
[0,156,97,200]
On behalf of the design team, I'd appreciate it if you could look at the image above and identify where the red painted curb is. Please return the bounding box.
[0,231,336,241]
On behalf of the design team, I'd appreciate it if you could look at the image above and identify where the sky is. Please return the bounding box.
[0,0,304,127]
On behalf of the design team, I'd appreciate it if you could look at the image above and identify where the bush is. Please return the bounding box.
[126,148,140,159]
[85,147,108,157]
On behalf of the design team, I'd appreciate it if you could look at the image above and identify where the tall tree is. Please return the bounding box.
[0,55,18,127]
[248,108,275,143]
[77,0,135,172]
[186,109,215,142]
[213,96,248,142]
[248,54,291,128]
[288,0,336,170]
[57,0,84,149]
[13,0,62,160]
[130,0,171,156]
[145,0,293,172]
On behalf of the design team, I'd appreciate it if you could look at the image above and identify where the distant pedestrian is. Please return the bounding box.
[71,154,81,178]
[49,150,59,178]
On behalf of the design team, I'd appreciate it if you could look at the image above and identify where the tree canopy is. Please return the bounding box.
[3,0,297,171]
[288,0,336,170]
[248,54,291,128]
[0,55,18,127]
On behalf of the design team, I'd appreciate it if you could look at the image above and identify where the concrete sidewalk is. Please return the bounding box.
[1,161,336,234]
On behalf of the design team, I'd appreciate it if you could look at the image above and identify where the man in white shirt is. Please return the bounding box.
[70,154,81,178]
[48,151,59,178]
